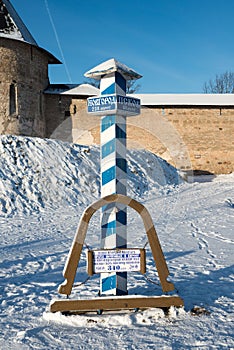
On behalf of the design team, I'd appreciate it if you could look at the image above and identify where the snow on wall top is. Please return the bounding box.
[0,0,37,45]
[131,93,234,106]
[44,82,234,105]
[44,84,99,96]
[84,58,142,81]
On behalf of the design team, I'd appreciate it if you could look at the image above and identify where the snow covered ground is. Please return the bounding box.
[0,135,233,349]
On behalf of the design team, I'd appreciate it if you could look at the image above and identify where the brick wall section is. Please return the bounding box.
[44,94,72,139]
[0,37,49,137]
[163,107,234,174]
[71,98,234,175]
[70,98,99,144]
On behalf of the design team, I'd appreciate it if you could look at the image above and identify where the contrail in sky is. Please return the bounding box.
[44,0,72,83]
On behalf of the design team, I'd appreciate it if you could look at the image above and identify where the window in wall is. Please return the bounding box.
[39,91,43,116]
[30,46,34,61]
[9,83,17,115]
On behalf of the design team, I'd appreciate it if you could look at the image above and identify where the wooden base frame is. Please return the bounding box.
[50,194,184,315]
[58,194,176,296]
[50,296,184,314]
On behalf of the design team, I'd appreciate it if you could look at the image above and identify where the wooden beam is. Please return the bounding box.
[58,242,83,295]
[87,250,94,276]
[50,296,184,313]
[140,248,146,274]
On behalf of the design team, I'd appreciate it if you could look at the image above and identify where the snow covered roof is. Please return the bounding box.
[44,84,234,106]
[44,84,99,96]
[0,0,37,45]
[131,94,234,107]
[0,0,60,64]
[84,58,142,80]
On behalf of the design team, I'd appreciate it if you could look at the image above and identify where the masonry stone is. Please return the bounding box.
[71,99,234,175]
[0,37,49,137]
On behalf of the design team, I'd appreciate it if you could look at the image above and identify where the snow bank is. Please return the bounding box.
[0,136,233,349]
[0,135,181,216]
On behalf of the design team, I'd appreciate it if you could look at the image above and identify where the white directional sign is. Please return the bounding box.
[87,94,141,116]
[91,249,143,273]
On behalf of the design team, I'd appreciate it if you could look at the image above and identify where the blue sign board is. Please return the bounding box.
[87,94,141,116]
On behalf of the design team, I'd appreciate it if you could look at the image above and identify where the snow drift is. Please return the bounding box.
[0,135,181,216]
[0,135,233,349]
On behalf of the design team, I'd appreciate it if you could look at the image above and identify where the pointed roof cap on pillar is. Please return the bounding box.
[84,58,142,81]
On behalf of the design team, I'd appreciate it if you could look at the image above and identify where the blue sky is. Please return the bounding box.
[11,0,234,93]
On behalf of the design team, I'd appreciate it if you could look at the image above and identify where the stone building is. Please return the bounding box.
[0,0,233,175]
[0,0,98,138]
[0,0,59,136]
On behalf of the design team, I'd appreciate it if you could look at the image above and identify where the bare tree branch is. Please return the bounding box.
[203,71,234,93]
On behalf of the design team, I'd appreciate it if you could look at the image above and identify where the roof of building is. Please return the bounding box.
[131,93,234,107]
[44,84,100,96]
[0,0,37,44]
[0,0,60,64]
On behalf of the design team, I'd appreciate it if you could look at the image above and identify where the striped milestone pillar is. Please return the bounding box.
[85,59,141,295]
[100,74,127,295]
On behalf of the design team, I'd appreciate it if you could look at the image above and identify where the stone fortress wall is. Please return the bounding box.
[0,37,50,137]
[0,34,233,176]
[0,0,233,176]
[70,98,234,175]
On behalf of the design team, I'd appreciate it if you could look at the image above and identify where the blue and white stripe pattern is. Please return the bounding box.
[85,59,141,296]
[100,72,127,295]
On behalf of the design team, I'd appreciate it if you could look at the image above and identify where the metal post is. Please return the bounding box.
[85,59,141,295]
